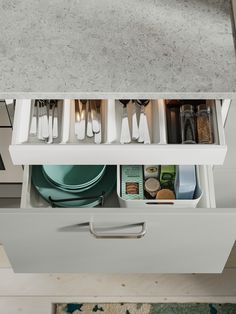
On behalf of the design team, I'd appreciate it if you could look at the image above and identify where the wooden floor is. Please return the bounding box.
[1,244,236,314]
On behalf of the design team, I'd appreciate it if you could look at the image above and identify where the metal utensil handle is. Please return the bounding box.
[89,222,146,239]
[48,191,105,207]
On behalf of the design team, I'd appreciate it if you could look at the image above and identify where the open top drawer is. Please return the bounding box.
[9,99,227,165]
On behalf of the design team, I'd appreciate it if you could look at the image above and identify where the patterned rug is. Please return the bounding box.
[56,303,236,314]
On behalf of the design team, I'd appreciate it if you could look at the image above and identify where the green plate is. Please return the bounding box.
[42,165,106,188]
[42,168,106,193]
[32,166,116,208]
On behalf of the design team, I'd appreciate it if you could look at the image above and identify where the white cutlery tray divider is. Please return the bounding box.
[10,99,226,165]
[163,99,221,145]
[12,99,71,144]
[108,100,162,144]
[69,99,107,144]
[117,165,203,209]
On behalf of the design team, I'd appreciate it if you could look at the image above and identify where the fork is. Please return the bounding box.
[29,100,37,135]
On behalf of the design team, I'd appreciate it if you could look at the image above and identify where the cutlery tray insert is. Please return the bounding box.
[14,99,222,147]
[14,99,70,145]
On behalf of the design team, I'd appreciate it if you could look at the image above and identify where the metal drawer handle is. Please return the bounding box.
[89,222,146,239]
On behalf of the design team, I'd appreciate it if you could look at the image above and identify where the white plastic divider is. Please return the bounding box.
[11,99,32,144]
[12,99,71,145]
[117,166,203,209]
[162,99,221,145]
[106,100,161,144]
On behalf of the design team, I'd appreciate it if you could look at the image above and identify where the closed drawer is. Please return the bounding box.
[0,207,236,273]
[0,165,235,274]
[9,99,227,165]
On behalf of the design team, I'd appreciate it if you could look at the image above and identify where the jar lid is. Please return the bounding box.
[181,104,194,112]
[197,104,210,112]
[156,189,175,200]
[145,178,160,193]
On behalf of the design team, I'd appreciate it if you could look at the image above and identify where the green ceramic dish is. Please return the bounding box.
[32,165,116,208]
[42,167,106,193]
[42,165,106,189]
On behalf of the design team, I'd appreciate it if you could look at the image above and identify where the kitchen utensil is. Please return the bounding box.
[94,101,102,144]
[52,102,59,139]
[91,100,100,134]
[32,165,116,208]
[47,102,54,144]
[131,101,139,140]
[87,102,93,138]
[29,100,37,135]
[77,100,87,140]
[37,101,43,140]
[74,100,81,137]
[41,101,49,140]
[119,99,131,144]
[135,99,151,144]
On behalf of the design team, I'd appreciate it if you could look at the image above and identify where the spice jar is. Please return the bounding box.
[196,104,213,144]
[144,178,161,198]
[180,104,196,144]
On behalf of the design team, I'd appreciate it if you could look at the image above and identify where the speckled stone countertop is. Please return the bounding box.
[0,0,236,98]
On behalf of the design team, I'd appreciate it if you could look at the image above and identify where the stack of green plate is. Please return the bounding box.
[42,165,106,193]
[32,165,116,207]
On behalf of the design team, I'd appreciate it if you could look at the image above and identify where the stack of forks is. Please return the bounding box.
[74,100,102,144]
[29,100,59,144]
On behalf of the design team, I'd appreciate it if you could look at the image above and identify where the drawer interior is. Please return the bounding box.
[9,99,227,165]
[12,99,224,146]
[21,165,215,209]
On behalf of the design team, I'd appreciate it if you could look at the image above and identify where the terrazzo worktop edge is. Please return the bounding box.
[1,0,236,98]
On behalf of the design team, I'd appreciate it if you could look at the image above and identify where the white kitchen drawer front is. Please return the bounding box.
[0,207,236,273]
[9,99,227,165]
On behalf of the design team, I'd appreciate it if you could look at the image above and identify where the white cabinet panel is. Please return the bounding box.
[0,208,235,273]
[9,100,227,165]
[0,129,23,183]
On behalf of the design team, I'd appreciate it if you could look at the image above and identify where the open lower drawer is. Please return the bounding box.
[9,99,227,165]
[0,165,236,274]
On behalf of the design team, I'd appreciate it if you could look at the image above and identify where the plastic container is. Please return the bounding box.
[117,166,203,208]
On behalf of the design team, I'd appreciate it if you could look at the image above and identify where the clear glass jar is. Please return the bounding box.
[180,104,196,144]
[196,104,213,144]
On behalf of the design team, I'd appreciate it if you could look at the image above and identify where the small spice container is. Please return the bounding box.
[121,165,144,200]
[196,104,213,144]
[180,104,197,144]
[144,165,160,179]
[160,165,176,189]
[144,178,161,198]
[156,189,175,200]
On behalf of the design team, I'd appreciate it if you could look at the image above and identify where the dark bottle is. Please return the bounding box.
[180,104,196,144]
[166,102,181,144]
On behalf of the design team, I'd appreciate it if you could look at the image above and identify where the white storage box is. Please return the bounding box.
[117,165,203,208]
